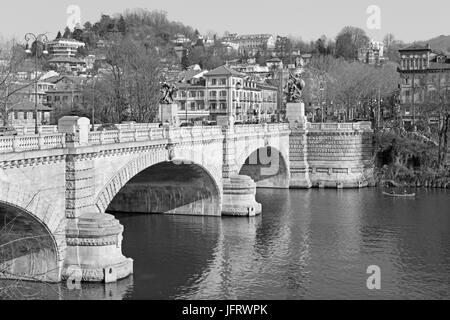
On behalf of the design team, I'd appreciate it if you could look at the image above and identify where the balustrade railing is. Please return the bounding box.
[306,122,372,131]
[2,123,288,154]
[0,133,65,154]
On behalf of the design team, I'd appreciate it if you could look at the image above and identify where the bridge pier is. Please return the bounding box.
[63,213,133,283]
[221,175,262,217]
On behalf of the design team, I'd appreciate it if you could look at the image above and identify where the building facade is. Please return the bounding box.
[173,65,278,122]
[398,44,450,125]
[47,39,85,58]
[359,40,385,66]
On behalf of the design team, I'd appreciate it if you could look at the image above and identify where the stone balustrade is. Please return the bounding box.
[0,133,65,153]
[306,122,372,131]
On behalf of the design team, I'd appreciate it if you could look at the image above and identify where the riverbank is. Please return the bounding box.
[374,131,450,189]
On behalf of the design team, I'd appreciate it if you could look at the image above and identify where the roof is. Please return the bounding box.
[399,43,431,52]
[204,65,245,77]
[12,100,52,111]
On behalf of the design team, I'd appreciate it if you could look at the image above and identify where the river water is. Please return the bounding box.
[2,188,450,299]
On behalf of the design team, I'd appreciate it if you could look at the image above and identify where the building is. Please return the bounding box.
[173,65,278,122]
[359,40,384,66]
[220,34,276,56]
[8,100,52,126]
[48,56,87,74]
[45,76,85,118]
[398,44,450,125]
[47,39,85,58]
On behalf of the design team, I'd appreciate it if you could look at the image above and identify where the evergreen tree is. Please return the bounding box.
[63,26,72,39]
[118,15,127,35]
[55,31,62,40]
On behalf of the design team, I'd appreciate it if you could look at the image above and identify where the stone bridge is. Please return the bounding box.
[0,118,373,284]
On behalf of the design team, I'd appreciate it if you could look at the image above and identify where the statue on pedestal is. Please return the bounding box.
[160,82,177,104]
[284,60,306,103]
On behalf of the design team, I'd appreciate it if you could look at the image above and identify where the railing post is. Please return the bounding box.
[12,136,20,152]
[149,128,153,140]
[38,133,45,150]
[100,131,105,145]
[134,129,138,142]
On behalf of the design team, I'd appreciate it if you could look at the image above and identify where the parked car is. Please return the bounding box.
[234,121,244,125]
[0,126,18,136]
[180,122,194,127]
[97,124,119,131]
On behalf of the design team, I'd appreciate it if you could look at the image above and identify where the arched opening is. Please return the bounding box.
[239,147,289,189]
[0,202,58,283]
[106,161,221,216]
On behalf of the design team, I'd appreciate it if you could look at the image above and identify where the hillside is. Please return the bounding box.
[417,34,450,53]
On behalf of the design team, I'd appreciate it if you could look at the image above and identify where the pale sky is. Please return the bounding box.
[0,0,449,43]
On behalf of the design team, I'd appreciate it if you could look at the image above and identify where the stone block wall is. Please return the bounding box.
[289,128,374,188]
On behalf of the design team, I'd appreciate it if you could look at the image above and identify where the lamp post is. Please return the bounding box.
[25,33,48,134]
[233,81,242,126]
[319,77,325,123]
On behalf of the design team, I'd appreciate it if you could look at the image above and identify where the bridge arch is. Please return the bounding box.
[95,154,222,216]
[0,189,63,282]
[236,144,290,189]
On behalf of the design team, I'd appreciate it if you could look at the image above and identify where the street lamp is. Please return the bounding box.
[24,33,48,134]
[233,81,242,125]
[319,78,325,123]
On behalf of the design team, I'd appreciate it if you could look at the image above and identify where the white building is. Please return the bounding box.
[47,39,85,58]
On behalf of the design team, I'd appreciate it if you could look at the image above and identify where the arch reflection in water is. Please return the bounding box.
[107,161,221,216]
[0,202,59,284]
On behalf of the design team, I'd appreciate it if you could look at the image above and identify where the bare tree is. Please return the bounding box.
[0,40,30,126]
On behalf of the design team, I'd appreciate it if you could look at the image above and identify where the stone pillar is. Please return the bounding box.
[289,127,312,189]
[58,116,90,147]
[159,103,179,126]
[63,213,133,283]
[222,175,262,217]
[221,126,262,216]
[286,102,307,128]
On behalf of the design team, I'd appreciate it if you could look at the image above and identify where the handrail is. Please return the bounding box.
[0,133,65,154]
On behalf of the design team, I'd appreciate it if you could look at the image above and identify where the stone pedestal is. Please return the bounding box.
[63,213,133,283]
[58,116,91,147]
[222,175,262,217]
[159,103,179,126]
[286,102,307,128]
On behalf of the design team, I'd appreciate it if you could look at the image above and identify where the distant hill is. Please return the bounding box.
[417,35,450,53]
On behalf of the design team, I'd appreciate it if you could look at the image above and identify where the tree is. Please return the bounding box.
[80,36,162,123]
[335,26,369,60]
[62,26,72,39]
[0,40,32,125]
[72,27,84,42]
[55,31,62,40]
[117,15,127,35]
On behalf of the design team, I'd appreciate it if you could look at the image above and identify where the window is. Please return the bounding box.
[211,78,217,85]
[24,112,27,120]
[211,102,217,110]
[199,91,205,98]
[14,111,18,119]
[220,90,227,98]
[181,91,187,97]
[220,103,226,110]
[210,91,217,98]
[180,102,186,110]
[190,102,196,110]
[189,91,196,98]
[220,78,226,85]
[63,96,68,101]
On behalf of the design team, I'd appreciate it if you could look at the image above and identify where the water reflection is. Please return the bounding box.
[4,188,450,300]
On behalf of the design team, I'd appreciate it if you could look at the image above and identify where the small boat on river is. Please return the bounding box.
[382,191,416,198]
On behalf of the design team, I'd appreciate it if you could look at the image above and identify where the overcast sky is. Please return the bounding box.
[0,0,449,43]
